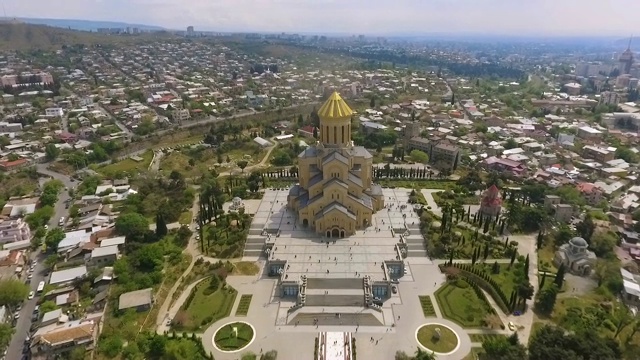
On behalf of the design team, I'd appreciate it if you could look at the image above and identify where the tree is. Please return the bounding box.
[480,333,527,360]
[98,335,123,357]
[410,149,429,164]
[237,160,248,173]
[576,214,595,243]
[370,97,375,108]
[44,227,65,251]
[529,324,621,360]
[0,323,14,352]
[590,231,617,258]
[0,279,29,306]
[535,284,559,315]
[115,212,150,239]
[554,263,566,289]
[45,143,60,161]
[155,213,168,239]
[612,305,634,339]
[413,348,436,360]
[504,138,518,149]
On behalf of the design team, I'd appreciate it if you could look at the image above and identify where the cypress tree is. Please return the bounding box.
[524,254,530,279]
[483,243,490,260]
[155,213,168,238]
[483,219,490,233]
[554,263,566,289]
[540,272,547,289]
[509,250,517,268]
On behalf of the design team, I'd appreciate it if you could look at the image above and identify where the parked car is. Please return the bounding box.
[28,291,34,300]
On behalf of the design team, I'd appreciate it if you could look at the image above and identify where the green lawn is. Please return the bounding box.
[95,150,153,177]
[179,211,193,225]
[235,295,253,316]
[419,295,436,317]
[538,242,556,273]
[175,280,237,332]
[214,322,254,351]
[434,280,493,328]
[469,333,506,343]
[416,324,459,353]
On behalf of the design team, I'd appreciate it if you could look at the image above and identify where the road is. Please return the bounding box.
[5,166,73,360]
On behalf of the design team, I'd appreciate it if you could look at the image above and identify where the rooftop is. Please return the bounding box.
[317,91,354,119]
[118,288,153,310]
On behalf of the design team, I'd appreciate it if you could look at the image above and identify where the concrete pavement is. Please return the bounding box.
[5,166,73,360]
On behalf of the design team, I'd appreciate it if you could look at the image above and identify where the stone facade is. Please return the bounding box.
[479,185,502,218]
[288,92,384,237]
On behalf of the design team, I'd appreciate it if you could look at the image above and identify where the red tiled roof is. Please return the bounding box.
[0,158,28,168]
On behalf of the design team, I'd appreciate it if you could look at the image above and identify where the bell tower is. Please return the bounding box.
[317,91,353,147]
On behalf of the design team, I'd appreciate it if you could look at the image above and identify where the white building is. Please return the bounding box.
[0,218,31,245]
[172,109,190,122]
[599,91,620,105]
[45,108,64,117]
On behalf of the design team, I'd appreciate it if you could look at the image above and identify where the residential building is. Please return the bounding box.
[31,319,97,359]
[288,91,384,237]
[45,108,64,117]
[599,91,620,105]
[86,246,119,268]
[0,218,31,245]
[298,125,317,138]
[483,157,526,176]
[577,126,603,141]
[172,108,190,122]
[619,42,634,75]
[582,145,615,162]
[0,121,23,132]
[118,288,154,312]
[359,121,388,135]
[403,122,459,171]
[0,157,30,172]
[576,183,604,205]
[564,82,582,95]
[545,195,573,222]
[49,266,87,286]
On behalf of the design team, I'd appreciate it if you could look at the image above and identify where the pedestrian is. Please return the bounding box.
[376,340,378,345]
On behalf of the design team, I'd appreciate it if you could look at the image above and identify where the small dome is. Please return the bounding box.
[569,237,588,248]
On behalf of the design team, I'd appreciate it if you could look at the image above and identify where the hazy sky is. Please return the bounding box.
[6,0,640,36]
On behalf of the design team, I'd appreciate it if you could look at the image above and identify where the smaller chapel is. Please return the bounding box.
[479,185,502,218]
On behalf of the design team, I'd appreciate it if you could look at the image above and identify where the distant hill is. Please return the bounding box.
[3,17,165,32]
[0,23,175,51]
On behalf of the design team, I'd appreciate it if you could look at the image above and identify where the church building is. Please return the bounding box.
[288,91,384,237]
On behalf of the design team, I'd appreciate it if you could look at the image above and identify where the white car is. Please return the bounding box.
[27,274,33,280]
[508,321,517,331]
[13,312,19,319]
[28,291,34,300]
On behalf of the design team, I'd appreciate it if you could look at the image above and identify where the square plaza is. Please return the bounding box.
[201,188,475,360]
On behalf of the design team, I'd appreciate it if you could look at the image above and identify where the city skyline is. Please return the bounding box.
[5,0,640,37]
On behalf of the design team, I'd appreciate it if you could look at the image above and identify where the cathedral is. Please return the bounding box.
[288,91,384,237]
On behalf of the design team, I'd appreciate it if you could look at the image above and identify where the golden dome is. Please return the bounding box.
[317,91,354,119]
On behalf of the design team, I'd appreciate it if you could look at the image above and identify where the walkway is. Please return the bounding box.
[154,195,202,331]
[218,139,279,177]
[420,189,444,216]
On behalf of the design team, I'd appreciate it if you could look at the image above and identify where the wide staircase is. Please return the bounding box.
[301,278,366,307]
[405,234,428,257]
[243,235,265,258]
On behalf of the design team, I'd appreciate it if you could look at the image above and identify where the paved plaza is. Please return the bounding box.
[203,188,475,360]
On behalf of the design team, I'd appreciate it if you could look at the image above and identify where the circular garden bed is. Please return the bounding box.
[213,321,255,352]
[416,323,459,354]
